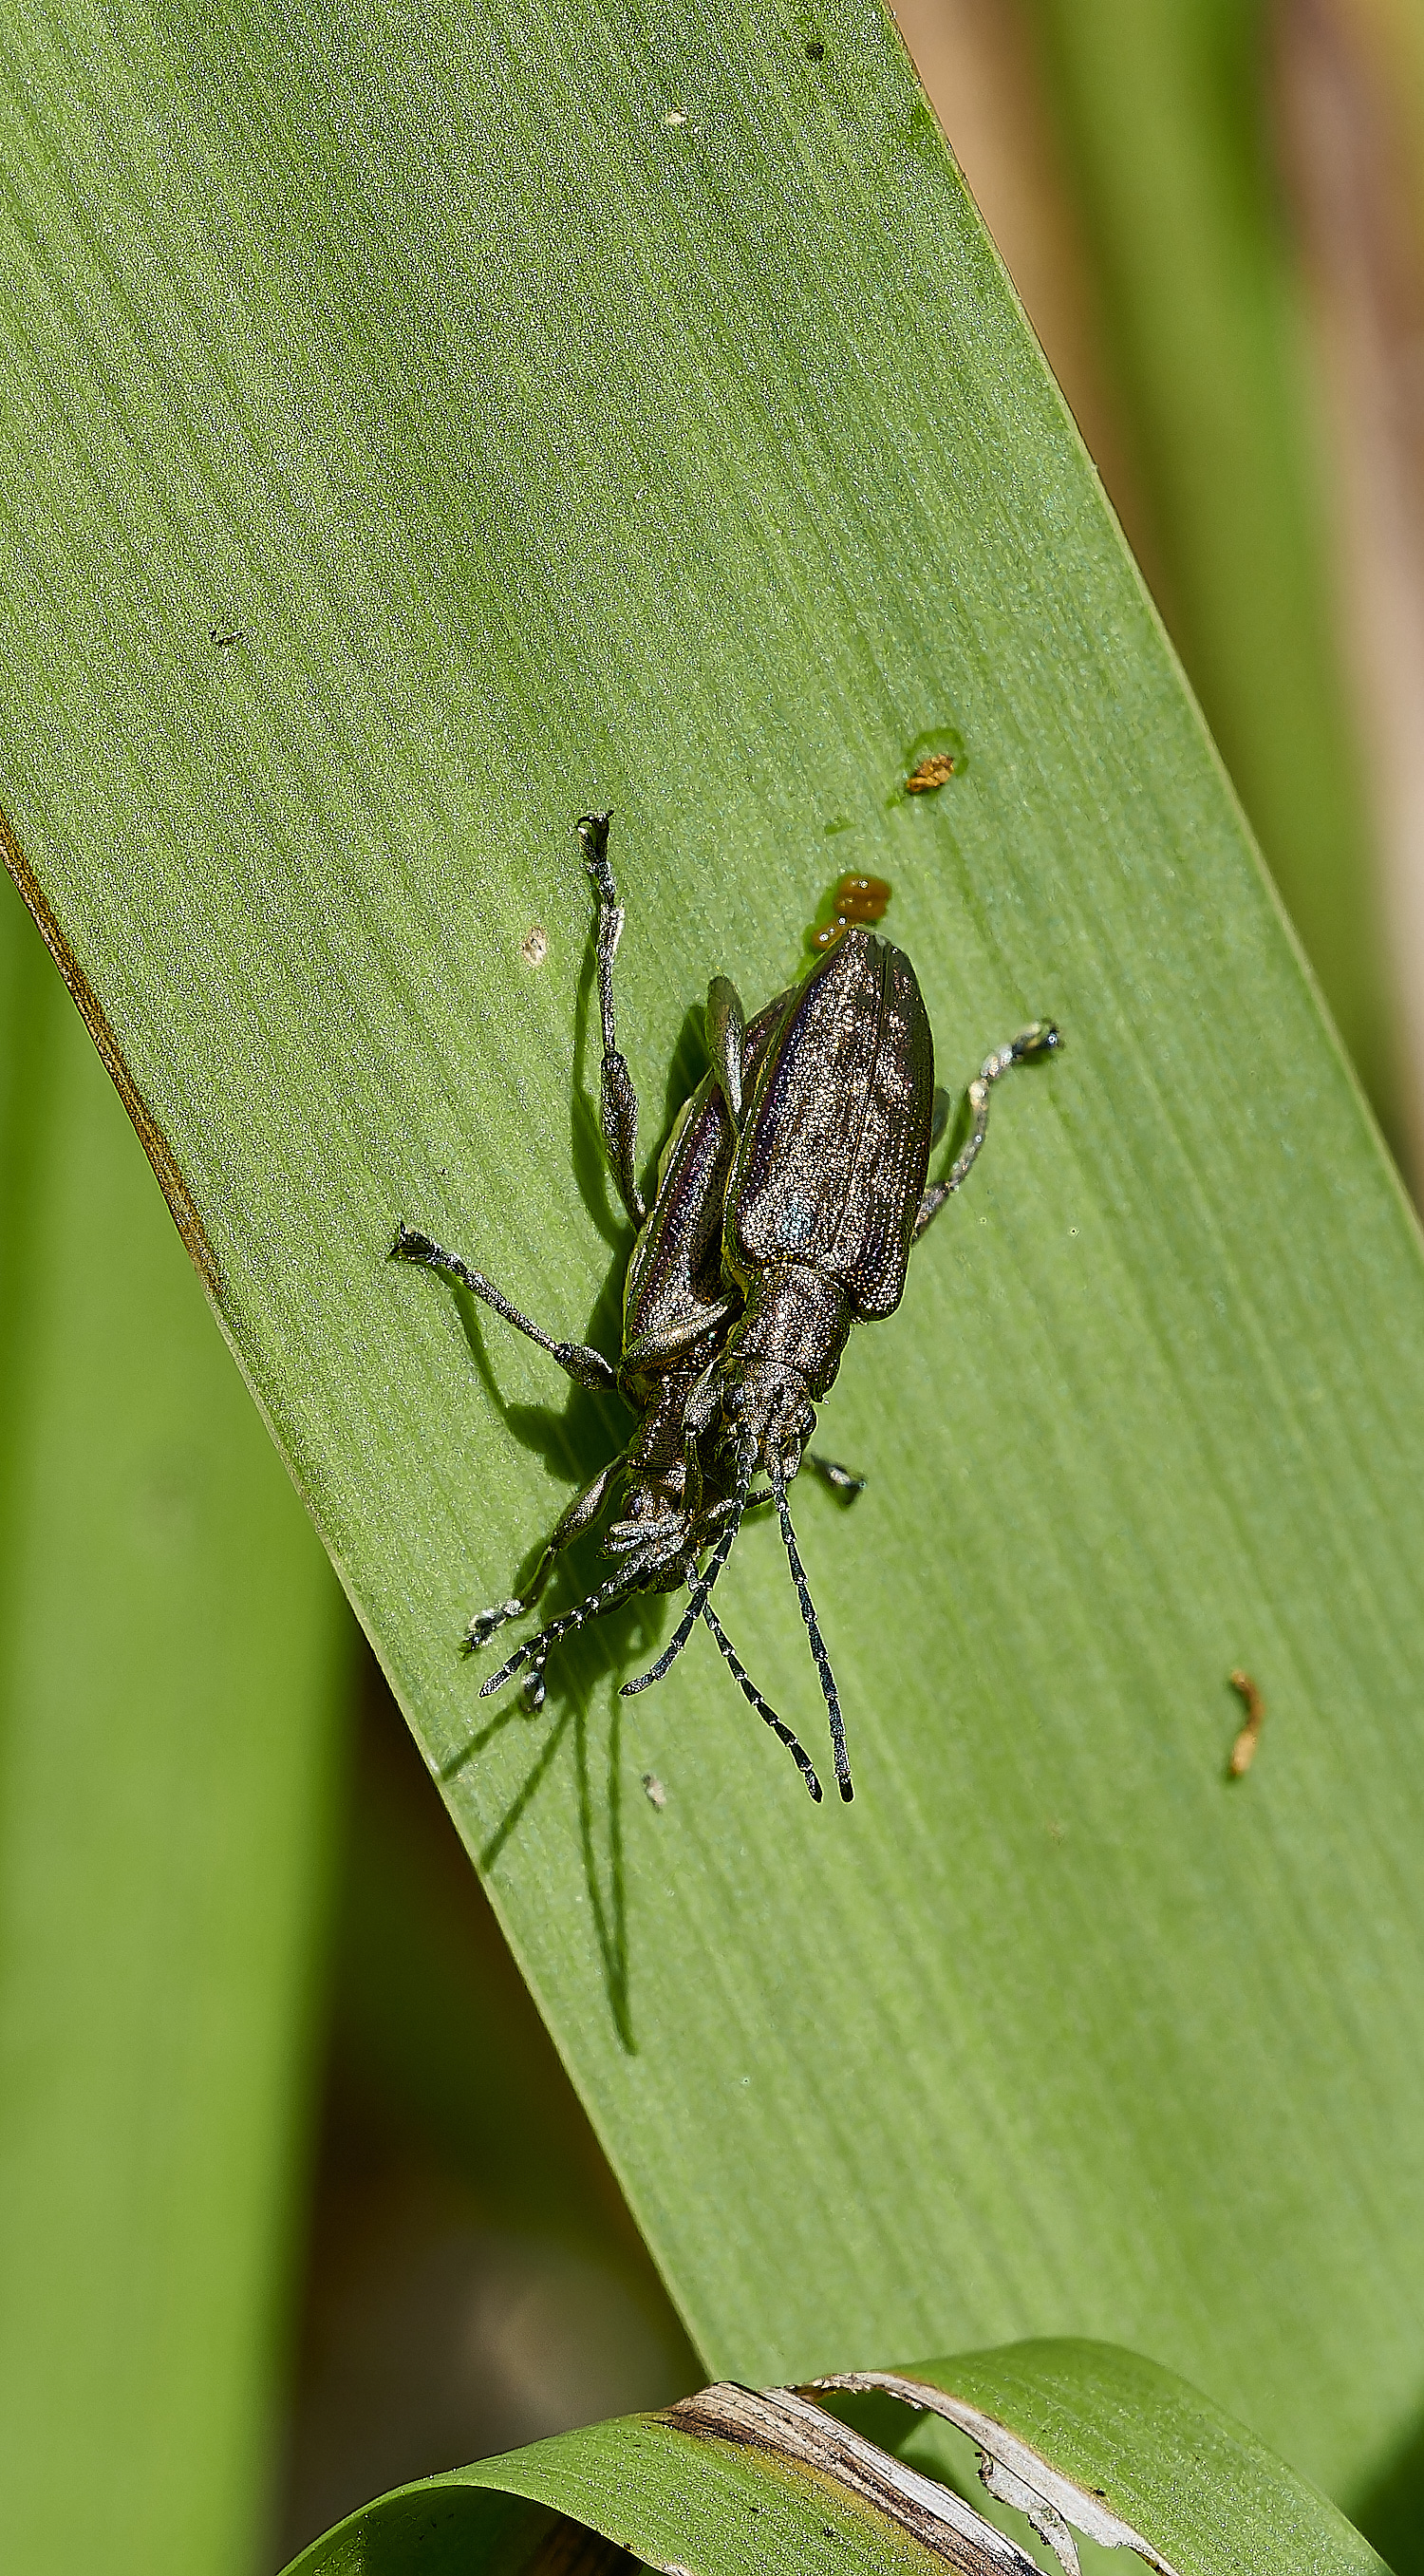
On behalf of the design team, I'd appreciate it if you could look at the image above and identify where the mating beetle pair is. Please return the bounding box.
[395,815,1058,1803]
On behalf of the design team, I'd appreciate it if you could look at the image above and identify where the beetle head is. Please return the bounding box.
[721,1359,816,1485]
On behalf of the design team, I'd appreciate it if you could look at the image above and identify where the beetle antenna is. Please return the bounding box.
[621,1447,754,1698]
[774,1474,853,1800]
[479,1568,640,1697]
[619,1512,739,1696]
[699,1595,823,1800]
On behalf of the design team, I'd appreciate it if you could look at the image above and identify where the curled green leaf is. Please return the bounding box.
[282,2342,1386,2576]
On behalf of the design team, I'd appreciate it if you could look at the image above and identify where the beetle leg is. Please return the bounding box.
[464,1455,622,1655]
[696,1486,777,1540]
[806,1452,866,1503]
[577,811,648,1229]
[698,1592,823,1801]
[913,1020,1061,1239]
[392,1223,618,1392]
[478,1563,645,1700]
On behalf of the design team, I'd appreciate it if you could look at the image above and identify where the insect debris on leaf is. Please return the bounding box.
[905,751,956,792]
[1227,1669,1265,1777]
[394,813,1059,1803]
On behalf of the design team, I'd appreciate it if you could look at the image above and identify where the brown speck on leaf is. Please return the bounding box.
[642,1772,667,1810]
[906,752,956,792]
[1227,1669,1265,1777]
[520,926,549,967]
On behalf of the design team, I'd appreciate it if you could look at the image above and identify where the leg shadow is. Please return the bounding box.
[448,1272,628,1510]
[658,1003,709,1139]
[450,1576,658,2057]
[574,1680,633,2055]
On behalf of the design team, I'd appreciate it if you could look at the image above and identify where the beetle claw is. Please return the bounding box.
[1013,1019,1061,1060]
[465,1597,522,1652]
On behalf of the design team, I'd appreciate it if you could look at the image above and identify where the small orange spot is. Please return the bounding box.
[836,874,891,913]
[906,752,955,793]
[1227,1669,1265,1777]
[811,873,892,949]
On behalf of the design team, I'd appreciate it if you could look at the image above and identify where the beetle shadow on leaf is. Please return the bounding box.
[429,975,719,2053]
[435,1281,666,2054]
[573,1671,633,2054]
[439,1276,674,1659]
[659,1004,709,1143]
[449,1598,646,2055]
[447,1273,628,1504]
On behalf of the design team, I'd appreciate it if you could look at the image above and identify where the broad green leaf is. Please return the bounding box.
[280,2341,1384,2575]
[7,0,1424,2518]
[0,880,349,2573]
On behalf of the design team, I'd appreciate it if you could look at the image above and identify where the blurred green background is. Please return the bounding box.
[5,0,1424,2567]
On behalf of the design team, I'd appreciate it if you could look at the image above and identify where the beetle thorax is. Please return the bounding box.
[715,1262,853,1476]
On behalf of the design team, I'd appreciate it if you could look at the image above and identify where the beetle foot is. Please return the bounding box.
[1011,1020,1061,1062]
[521,1664,548,1714]
[465,1597,523,1653]
[576,809,616,903]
